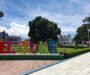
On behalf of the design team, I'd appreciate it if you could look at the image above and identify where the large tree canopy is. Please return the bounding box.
[74,16,90,42]
[28,16,61,42]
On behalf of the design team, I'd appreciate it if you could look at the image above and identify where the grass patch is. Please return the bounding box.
[57,47,90,59]
[57,47,86,53]
[57,47,90,53]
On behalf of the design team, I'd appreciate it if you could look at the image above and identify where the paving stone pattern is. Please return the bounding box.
[0,60,58,75]
[29,52,90,75]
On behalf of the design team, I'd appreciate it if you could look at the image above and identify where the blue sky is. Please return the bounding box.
[0,0,90,38]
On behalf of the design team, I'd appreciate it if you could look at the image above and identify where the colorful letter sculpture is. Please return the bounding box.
[47,39,58,54]
[0,41,15,53]
[5,42,15,53]
[0,41,5,53]
[29,42,33,53]
[0,40,58,54]
[39,41,48,53]
[21,41,29,54]
[30,41,39,53]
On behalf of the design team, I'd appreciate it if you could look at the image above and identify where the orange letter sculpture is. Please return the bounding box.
[21,41,29,54]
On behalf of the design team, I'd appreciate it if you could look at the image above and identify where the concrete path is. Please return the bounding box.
[29,52,90,75]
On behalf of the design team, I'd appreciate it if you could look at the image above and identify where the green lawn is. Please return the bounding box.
[57,47,87,53]
[59,47,90,58]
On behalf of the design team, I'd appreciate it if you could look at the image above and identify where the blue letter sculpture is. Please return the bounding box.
[47,39,58,54]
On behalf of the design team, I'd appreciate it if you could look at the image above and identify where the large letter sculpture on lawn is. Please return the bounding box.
[0,41,58,54]
[39,41,48,53]
[0,41,15,53]
[47,39,58,54]
[30,41,39,53]
[6,42,15,53]
[0,41,5,53]
[21,41,29,54]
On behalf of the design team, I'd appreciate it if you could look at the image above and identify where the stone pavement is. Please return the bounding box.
[29,52,90,75]
[0,60,58,75]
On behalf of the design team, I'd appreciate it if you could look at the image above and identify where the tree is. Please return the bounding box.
[74,16,90,42]
[0,11,4,20]
[0,11,5,41]
[28,16,61,43]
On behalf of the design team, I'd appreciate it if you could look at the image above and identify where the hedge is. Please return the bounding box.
[58,45,87,48]
[0,54,64,60]
[64,48,90,59]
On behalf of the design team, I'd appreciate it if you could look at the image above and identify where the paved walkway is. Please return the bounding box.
[29,52,90,75]
[0,60,58,75]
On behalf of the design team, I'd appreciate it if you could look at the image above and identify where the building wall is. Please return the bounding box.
[59,34,72,45]
[0,31,21,44]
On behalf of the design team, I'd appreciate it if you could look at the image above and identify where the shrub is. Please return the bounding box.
[58,45,87,48]
[64,48,90,59]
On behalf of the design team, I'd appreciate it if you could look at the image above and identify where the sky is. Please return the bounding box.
[0,0,90,38]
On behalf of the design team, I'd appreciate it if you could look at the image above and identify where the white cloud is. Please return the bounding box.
[69,0,80,4]
[1,0,89,37]
[30,11,84,32]
[84,5,90,14]
[0,26,7,32]
[0,22,29,37]
[1,10,84,37]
